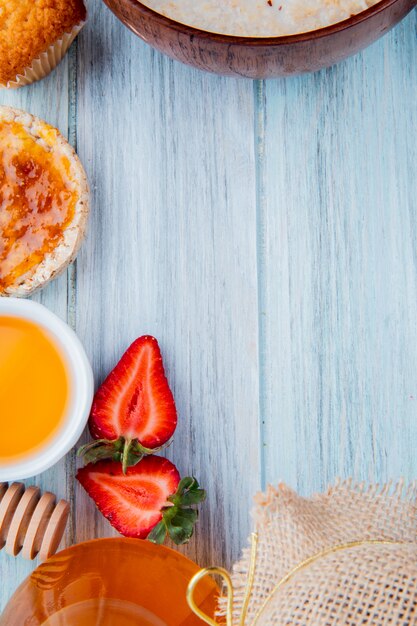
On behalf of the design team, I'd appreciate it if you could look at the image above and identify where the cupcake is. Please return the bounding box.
[0,106,89,296]
[0,0,87,89]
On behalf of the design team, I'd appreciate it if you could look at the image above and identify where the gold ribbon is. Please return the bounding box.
[186,535,410,625]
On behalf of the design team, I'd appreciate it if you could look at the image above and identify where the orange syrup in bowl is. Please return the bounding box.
[0,315,70,463]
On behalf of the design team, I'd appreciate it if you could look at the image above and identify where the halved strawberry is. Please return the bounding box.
[79,336,177,472]
[76,457,206,545]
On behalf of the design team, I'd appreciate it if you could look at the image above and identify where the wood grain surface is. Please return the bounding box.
[0,0,416,612]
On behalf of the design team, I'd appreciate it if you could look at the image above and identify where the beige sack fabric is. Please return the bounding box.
[218,480,417,625]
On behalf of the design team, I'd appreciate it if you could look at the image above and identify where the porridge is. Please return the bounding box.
[139,0,382,37]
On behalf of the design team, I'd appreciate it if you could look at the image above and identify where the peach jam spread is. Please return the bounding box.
[0,119,78,292]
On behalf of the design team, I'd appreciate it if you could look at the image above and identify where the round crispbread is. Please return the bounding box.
[0,105,89,296]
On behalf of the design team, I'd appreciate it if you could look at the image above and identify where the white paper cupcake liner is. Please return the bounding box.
[1,20,86,89]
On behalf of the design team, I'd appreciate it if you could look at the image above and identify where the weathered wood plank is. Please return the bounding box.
[0,58,73,609]
[74,1,260,570]
[260,12,417,494]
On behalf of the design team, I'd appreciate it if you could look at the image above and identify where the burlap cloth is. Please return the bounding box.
[215,480,417,625]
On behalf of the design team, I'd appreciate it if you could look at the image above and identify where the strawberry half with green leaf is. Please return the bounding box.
[76,457,206,545]
[79,336,177,473]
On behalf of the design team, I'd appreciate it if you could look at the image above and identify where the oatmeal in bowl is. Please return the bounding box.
[139,0,383,37]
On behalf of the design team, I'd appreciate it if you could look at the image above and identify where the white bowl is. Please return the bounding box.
[0,299,94,481]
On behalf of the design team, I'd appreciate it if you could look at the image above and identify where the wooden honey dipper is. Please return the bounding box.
[0,482,69,561]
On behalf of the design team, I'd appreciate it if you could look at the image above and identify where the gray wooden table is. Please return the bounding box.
[1,0,416,612]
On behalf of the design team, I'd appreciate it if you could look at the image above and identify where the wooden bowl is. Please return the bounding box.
[102,0,416,78]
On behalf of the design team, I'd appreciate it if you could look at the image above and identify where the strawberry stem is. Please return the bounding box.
[147,477,206,545]
[78,436,171,470]
[122,439,133,475]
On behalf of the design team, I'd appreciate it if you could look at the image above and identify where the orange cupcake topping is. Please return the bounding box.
[0,0,86,84]
[0,119,78,292]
